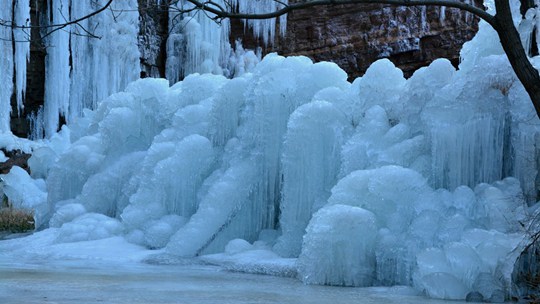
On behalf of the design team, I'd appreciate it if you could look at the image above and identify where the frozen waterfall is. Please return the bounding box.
[0,0,283,137]
[0,0,539,302]
[0,4,14,132]
[0,0,140,138]
[165,0,286,81]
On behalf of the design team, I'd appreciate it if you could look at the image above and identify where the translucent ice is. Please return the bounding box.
[14,0,30,115]
[0,3,13,132]
[274,101,351,257]
[298,204,377,286]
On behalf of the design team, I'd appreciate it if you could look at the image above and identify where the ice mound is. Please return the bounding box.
[328,166,430,228]
[56,213,123,243]
[298,204,377,286]
[201,238,297,278]
[355,59,406,121]
[1,166,48,228]
[298,167,525,298]
[339,106,427,178]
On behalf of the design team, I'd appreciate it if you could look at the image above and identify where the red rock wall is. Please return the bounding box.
[231,3,479,78]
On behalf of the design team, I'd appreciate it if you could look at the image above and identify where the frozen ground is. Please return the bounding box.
[0,259,471,304]
[0,233,472,304]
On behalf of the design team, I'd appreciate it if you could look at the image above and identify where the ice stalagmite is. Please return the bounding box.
[298,204,378,287]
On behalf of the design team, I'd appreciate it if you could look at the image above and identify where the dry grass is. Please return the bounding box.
[0,207,35,233]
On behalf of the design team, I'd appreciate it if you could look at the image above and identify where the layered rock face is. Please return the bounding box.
[231,3,479,78]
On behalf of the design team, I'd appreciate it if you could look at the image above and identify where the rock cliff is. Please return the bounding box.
[231,3,479,78]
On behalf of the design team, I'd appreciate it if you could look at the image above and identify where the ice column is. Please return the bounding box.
[14,0,31,116]
[166,0,288,81]
[89,0,140,106]
[233,0,289,44]
[0,3,13,132]
[41,0,140,137]
[429,113,506,190]
[274,101,350,257]
[69,1,93,121]
[43,0,71,138]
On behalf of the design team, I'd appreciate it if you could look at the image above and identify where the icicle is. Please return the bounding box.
[0,3,13,132]
[90,0,140,105]
[166,0,288,81]
[518,8,535,56]
[167,0,230,79]
[535,3,540,56]
[420,6,428,32]
[14,0,31,116]
[43,0,70,137]
[439,6,446,25]
[429,113,506,190]
[27,106,44,140]
[68,0,140,129]
[232,0,288,45]
[69,1,93,122]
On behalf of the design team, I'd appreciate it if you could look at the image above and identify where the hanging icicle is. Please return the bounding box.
[14,0,31,116]
[0,3,13,133]
[43,0,71,138]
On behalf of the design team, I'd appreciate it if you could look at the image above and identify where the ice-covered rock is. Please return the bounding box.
[1,166,48,228]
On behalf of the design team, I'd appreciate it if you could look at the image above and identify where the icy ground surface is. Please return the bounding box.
[0,235,468,304]
[0,265,470,304]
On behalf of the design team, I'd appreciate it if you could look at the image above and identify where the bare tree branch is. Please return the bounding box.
[0,0,113,30]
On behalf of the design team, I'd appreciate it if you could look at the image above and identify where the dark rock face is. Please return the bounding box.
[11,0,47,138]
[231,3,480,79]
[138,0,169,78]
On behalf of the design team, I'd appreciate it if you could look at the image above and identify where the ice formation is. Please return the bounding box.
[166,0,285,81]
[0,0,141,138]
[0,3,13,132]
[64,0,141,137]
[0,0,539,302]
[14,0,30,115]
[1,0,280,137]
[43,0,71,138]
